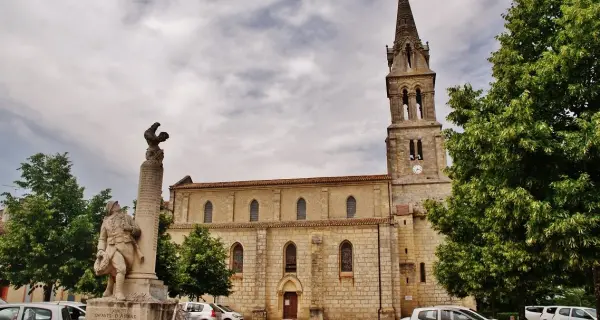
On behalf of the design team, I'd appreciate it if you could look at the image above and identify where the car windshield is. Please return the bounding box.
[217,305,233,312]
[459,309,488,320]
[585,309,596,318]
[78,306,86,311]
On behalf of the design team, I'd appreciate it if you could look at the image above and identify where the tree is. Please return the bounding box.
[156,207,182,297]
[0,153,111,301]
[425,0,600,315]
[178,225,233,301]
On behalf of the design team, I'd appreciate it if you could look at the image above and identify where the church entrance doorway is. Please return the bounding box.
[282,292,298,319]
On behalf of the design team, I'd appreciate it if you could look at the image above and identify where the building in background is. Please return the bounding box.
[166,0,475,319]
[0,207,85,303]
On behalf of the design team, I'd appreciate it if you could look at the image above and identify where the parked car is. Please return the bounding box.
[214,305,243,320]
[401,305,492,320]
[0,298,6,305]
[554,307,596,320]
[526,306,559,320]
[39,302,85,320]
[526,306,596,320]
[527,306,546,320]
[179,302,222,320]
[0,303,71,320]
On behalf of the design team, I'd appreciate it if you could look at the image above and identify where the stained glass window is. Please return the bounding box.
[204,201,213,223]
[340,241,353,272]
[232,243,243,273]
[250,200,259,222]
[296,198,306,220]
[346,196,356,218]
[285,243,297,273]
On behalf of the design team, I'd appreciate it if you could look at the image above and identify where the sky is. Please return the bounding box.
[0,0,511,204]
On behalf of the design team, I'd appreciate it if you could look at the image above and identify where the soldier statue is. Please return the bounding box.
[94,200,144,300]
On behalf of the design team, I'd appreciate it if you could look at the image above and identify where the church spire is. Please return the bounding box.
[394,0,420,45]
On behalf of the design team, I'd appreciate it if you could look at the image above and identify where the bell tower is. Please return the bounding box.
[385,0,448,183]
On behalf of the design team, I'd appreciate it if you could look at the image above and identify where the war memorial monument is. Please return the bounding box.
[85,122,179,320]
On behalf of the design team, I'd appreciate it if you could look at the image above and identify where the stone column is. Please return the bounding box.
[252,228,268,320]
[373,185,382,217]
[320,188,329,220]
[379,224,396,320]
[129,152,163,280]
[310,233,324,320]
[408,92,418,120]
[272,189,281,221]
[179,192,190,224]
[390,97,402,123]
[425,91,436,120]
[226,192,235,222]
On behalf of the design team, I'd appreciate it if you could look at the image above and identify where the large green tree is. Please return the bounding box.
[178,225,233,301]
[0,153,111,301]
[426,0,600,314]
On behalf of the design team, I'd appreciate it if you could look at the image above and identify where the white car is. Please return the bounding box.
[526,306,559,320]
[554,307,596,320]
[180,302,222,320]
[214,305,243,320]
[402,305,491,320]
[526,306,596,320]
[0,303,70,320]
[40,302,86,320]
[0,298,6,304]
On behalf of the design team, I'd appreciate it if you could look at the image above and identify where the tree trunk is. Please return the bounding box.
[593,266,600,316]
[43,284,52,302]
[517,301,525,320]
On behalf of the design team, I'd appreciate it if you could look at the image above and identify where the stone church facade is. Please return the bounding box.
[166,0,476,319]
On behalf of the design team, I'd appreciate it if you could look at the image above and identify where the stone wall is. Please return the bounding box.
[169,221,395,320]
[392,182,476,315]
[171,181,390,225]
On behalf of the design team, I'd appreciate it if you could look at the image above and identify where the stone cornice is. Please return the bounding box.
[169,217,392,230]
[170,174,391,190]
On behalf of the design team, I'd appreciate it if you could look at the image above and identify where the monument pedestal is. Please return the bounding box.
[121,279,168,302]
[86,299,178,320]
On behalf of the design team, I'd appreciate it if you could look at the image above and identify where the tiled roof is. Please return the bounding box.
[169,217,391,230]
[170,174,391,190]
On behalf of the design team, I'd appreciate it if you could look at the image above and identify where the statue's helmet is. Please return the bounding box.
[105,200,120,215]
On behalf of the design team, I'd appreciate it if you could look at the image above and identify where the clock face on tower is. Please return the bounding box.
[412,165,423,174]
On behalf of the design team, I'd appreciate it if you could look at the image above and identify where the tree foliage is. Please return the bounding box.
[156,205,182,297]
[0,153,111,301]
[178,225,233,300]
[425,0,600,315]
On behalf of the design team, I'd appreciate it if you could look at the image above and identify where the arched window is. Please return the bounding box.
[340,241,353,273]
[416,88,423,119]
[250,200,259,222]
[231,243,244,273]
[402,89,410,120]
[405,44,412,68]
[417,139,424,160]
[284,242,297,273]
[203,201,213,223]
[296,198,306,220]
[420,262,426,282]
[346,196,356,218]
[409,139,416,160]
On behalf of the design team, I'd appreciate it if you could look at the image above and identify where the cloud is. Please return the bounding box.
[0,0,511,201]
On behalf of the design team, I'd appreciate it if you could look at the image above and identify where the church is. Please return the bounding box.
[166,0,476,319]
